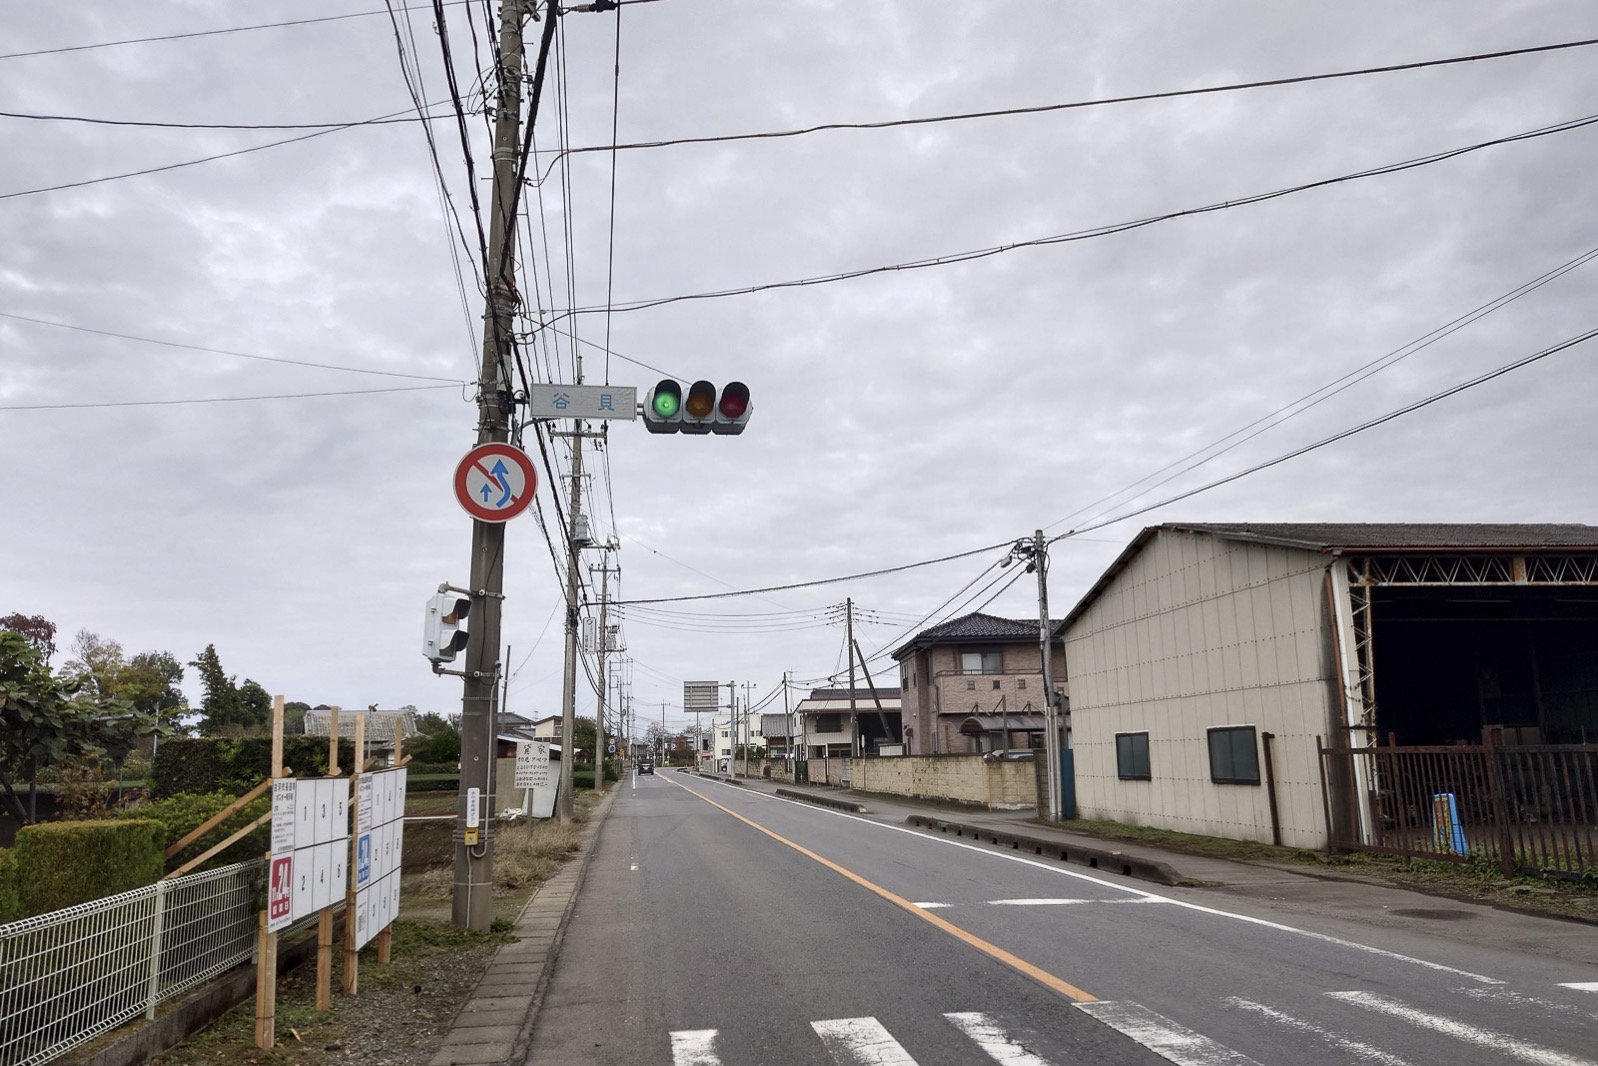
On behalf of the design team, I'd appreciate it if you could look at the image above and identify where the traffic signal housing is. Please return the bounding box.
[640,379,751,435]
[642,379,682,434]
[423,592,471,663]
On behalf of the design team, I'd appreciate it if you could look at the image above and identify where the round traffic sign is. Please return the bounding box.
[454,442,538,523]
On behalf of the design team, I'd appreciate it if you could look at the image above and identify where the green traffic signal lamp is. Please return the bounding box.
[643,379,683,433]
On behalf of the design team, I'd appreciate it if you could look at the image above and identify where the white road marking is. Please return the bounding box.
[1458,984,1593,1018]
[1076,1001,1263,1065]
[988,897,1163,906]
[811,1017,919,1065]
[912,901,950,909]
[1328,991,1598,1066]
[943,1012,1053,1066]
[630,863,639,870]
[670,1028,721,1066]
[1559,981,1598,992]
[672,777,1504,985]
[1224,996,1413,1065]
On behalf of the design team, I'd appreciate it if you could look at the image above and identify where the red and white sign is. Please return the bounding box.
[267,854,294,932]
[453,442,538,523]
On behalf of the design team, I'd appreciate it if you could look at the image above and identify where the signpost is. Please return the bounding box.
[528,384,638,420]
[453,442,538,523]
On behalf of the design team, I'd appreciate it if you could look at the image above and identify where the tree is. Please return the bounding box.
[413,710,460,736]
[63,629,127,699]
[189,645,268,735]
[284,700,311,735]
[121,651,188,722]
[1,613,58,661]
[0,632,168,824]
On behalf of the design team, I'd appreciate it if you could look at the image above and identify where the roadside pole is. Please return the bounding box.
[1033,529,1067,821]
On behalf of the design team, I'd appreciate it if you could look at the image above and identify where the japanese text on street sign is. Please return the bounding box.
[529,384,638,420]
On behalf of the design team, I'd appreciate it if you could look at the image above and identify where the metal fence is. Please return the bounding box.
[0,859,265,1066]
[1321,737,1598,878]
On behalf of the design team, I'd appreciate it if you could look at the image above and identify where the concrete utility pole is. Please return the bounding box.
[592,554,620,789]
[1032,529,1067,821]
[846,597,858,757]
[453,0,529,933]
[556,433,585,823]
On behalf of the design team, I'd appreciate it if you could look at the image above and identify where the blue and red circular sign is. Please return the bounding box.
[454,442,537,523]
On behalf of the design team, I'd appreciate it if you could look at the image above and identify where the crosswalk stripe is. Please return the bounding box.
[943,1012,1053,1066]
[987,898,1161,906]
[1327,991,1598,1066]
[670,1028,721,1066]
[912,901,950,909]
[812,1017,919,1065]
[1224,997,1413,1066]
[1559,982,1598,993]
[1076,1001,1263,1066]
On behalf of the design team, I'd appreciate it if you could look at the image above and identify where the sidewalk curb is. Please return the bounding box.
[427,787,618,1066]
[774,787,866,814]
[905,814,1184,887]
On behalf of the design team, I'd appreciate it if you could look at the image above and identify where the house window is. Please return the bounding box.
[1017,679,1027,690]
[1208,726,1260,785]
[815,714,842,733]
[960,650,1003,674]
[1115,732,1151,780]
[966,680,976,691]
[991,679,1001,690]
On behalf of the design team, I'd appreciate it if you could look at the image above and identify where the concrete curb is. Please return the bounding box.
[774,787,867,814]
[428,787,618,1066]
[905,814,1183,887]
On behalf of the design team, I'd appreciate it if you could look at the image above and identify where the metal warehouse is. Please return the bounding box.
[1061,523,1598,873]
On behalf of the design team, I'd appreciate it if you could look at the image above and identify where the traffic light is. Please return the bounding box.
[681,380,717,434]
[642,379,682,434]
[423,592,471,663]
[640,379,752,436]
[713,381,751,435]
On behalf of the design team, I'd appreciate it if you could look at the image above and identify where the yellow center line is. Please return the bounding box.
[668,776,1098,1004]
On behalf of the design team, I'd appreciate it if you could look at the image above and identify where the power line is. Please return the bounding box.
[0,2,475,61]
[0,310,466,383]
[1050,324,1598,544]
[0,383,459,411]
[557,111,1598,316]
[0,108,449,131]
[1,100,450,201]
[538,35,1598,160]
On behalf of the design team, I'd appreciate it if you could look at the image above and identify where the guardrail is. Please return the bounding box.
[0,859,266,1066]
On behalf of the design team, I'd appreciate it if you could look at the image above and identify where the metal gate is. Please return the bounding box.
[1320,733,1598,878]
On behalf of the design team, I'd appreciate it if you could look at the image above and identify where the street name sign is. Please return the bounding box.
[454,442,537,523]
[528,384,638,420]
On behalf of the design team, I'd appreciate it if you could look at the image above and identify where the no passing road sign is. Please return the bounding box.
[454,442,537,522]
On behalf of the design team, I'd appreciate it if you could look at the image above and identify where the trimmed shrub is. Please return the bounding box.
[0,848,18,923]
[151,736,355,798]
[407,773,460,792]
[113,791,271,869]
[14,819,165,917]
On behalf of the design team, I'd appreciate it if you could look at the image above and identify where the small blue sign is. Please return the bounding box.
[356,833,372,888]
[1432,793,1468,855]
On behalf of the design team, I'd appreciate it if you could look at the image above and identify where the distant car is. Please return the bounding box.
[638,759,654,775]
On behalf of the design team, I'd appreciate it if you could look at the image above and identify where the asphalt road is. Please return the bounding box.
[522,772,1598,1066]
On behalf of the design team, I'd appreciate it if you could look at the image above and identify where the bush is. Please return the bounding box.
[0,848,18,923]
[14,819,164,917]
[407,773,460,792]
[406,762,461,776]
[151,736,354,798]
[114,790,271,869]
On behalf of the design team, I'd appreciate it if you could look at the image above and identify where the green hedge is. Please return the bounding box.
[406,773,460,792]
[114,791,272,869]
[14,819,165,917]
[0,848,18,923]
[151,736,354,798]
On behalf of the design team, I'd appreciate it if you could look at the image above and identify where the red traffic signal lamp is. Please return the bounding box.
[640,379,752,435]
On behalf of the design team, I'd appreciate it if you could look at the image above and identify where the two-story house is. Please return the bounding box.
[892,612,1066,755]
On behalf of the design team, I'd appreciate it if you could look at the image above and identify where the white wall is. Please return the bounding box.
[1065,529,1339,849]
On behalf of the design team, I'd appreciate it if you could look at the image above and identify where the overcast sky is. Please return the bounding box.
[4,1,1596,736]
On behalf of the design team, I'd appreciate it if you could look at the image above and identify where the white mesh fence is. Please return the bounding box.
[0,859,265,1066]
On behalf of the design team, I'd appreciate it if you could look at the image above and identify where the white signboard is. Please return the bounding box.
[266,776,351,928]
[514,741,552,789]
[353,766,408,951]
[528,384,637,420]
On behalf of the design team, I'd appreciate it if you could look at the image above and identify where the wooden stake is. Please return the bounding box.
[328,706,341,774]
[377,924,392,965]
[255,696,287,1051]
[316,909,334,1011]
[343,712,366,996]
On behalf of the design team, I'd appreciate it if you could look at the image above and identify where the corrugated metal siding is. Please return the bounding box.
[1066,528,1337,848]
